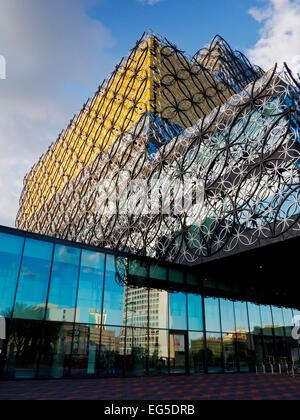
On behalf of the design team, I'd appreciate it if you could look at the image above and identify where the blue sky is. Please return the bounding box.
[87,0,261,60]
[0,0,299,227]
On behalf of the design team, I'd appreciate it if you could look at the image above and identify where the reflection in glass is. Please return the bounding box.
[189,332,205,374]
[282,307,294,336]
[99,326,123,377]
[76,250,105,324]
[124,328,148,376]
[125,287,148,328]
[13,239,53,320]
[71,324,101,377]
[169,332,187,374]
[248,303,262,334]
[46,245,80,322]
[102,255,125,326]
[149,265,167,281]
[149,328,168,375]
[188,294,203,331]
[271,307,285,337]
[234,301,249,334]
[129,259,147,278]
[206,333,223,373]
[0,233,24,317]
[4,319,41,379]
[149,289,168,329]
[260,305,273,336]
[204,298,221,332]
[220,299,235,333]
[39,323,73,378]
[169,292,187,330]
[169,268,184,284]
[223,333,238,372]
[248,335,264,368]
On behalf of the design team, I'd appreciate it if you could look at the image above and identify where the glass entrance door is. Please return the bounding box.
[169,331,188,374]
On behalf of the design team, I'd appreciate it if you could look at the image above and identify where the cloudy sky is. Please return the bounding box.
[0,0,299,227]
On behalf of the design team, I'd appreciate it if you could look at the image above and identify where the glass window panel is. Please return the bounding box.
[206,332,223,373]
[71,324,101,378]
[4,319,41,379]
[13,239,53,320]
[0,233,24,317]
[76,250,105,325]
[124,328,148,377]
[260,305,273,336]
[204,297,221,332]
[248,303,262,335]
[46,245,80,322]
[234,301,249,334]
[102,255,126,326]
[148,328,168,375]
[223,333,238,373]
[149,289,168,329]
[186,272,198,286]
[189,332,205,374]
[169,292,187,330]
[39,323,73,378]
[169,268,184,284]
[188,294,203,331]
[271,307,285,337]
[125,287,148,328]
[220,299,235,333]
[99,326,124,377]
[129,259,147,278]
[283,307,294,337]
[149,264,167,281]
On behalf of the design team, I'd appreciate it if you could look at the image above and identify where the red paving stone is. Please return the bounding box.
[1,374,300,400]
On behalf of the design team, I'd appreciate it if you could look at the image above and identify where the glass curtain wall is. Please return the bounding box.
[0,229,299,379]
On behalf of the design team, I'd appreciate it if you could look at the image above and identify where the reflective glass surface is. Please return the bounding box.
[102,255,125,326]
[260,305,273,336]
[220,299,235,333]
[149,290,168,329]
[206,332,223,373]
[13,239,53,320]
[39,322,73,378]
[204,297,221,332]
[271,306,285,337]
[124,328,148,376]
[99,326,124,377]
[248,303,262,335]
[125,288,148,328]
[0,233,24,317]
[148,328,168,375]
[71,324,101,377]
[223,333,238,373]
[76,250,105,325]
[46,245,81,322]
[169,292,187,330]
[187,294,203,331]
[234,301,249,334]
[189,332,205,374]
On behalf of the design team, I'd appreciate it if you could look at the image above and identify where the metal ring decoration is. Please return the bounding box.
[16,32,300,266]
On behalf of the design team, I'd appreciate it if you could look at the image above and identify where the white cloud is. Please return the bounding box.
[137,0,164,5]
[247,0,300,76]
[0,0,115,227]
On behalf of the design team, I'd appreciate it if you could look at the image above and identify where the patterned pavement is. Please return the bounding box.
[1,374,300,400]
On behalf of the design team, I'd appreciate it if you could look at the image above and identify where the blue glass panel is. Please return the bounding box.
[46,245,80,322]
[234,301,249,333]
[188,294,203,331]
[102,255,125,326]
[220,299,235,332]
[271,306,285,337]
[260,305,273,336]
[169,292,187,330]
[0,233,24,317]
[248,303,262,334]
[76,250,105,324]
[204,297,221,332]
[13,239,53,320]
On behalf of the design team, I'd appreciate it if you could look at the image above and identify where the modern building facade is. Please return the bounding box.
[0,33,300,379]
[0,225,300,379]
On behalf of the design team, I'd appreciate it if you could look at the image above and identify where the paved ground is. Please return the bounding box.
[1,374,300,400]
